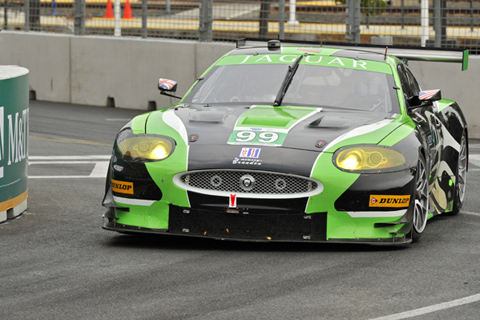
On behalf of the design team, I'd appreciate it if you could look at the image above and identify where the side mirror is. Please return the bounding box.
[407,89,441,108]
[158,78,182,99]
[419,89,441,102]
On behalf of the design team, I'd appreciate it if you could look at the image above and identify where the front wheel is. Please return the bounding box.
[411,153,429,242]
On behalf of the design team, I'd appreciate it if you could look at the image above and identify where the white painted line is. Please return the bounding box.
[29,175,106,179]
[462,211,480,217]
[28,156,110,179]
[29,161,106,165]
[370,293,480,320]
[468,154,480,167]
[90,161,109,178]
[29,155,111,160]
[106,118,131,122]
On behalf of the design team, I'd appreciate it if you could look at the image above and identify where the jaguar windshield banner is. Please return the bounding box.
[0,66,29,214]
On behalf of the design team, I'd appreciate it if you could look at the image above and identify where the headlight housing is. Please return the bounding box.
[115,128,175,161]
[333,146,406,173]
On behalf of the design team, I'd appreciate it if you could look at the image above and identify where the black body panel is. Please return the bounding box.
[168,206,327,241]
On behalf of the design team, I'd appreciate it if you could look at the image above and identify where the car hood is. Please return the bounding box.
[146,104,404,152]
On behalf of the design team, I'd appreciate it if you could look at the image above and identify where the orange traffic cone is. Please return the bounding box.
[104,0,114,19]
[123,0,133,19]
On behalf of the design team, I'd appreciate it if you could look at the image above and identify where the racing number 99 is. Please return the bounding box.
[235,131,279,143]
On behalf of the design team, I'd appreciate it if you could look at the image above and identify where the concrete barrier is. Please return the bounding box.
[0,31,477,138]
[0,66,29,223]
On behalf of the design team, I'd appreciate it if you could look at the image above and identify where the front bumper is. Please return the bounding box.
[103,204,412,245]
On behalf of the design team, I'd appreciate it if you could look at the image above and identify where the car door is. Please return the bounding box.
[397,62,444,214]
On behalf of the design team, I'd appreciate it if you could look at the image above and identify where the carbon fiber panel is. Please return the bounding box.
[168,206,327,241]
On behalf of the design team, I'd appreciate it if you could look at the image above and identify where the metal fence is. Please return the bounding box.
[1,0,479,52]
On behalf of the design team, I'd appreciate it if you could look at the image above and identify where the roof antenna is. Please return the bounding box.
[384,46,388,61]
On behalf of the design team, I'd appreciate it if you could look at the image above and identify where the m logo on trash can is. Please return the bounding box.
[0,106,29,179]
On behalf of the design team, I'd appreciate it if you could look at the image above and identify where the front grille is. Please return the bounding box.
[174,170,321,197]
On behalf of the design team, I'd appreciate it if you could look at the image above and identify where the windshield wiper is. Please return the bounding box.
[273,53,305,107]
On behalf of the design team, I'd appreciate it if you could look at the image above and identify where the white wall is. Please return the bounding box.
[0,32,234,110]
[409,57,480,139]
[0,31,478,137]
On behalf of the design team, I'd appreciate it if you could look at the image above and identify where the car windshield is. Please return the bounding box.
[183,64,400,113]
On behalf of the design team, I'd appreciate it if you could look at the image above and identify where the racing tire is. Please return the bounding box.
[451,131,467,215]
[411,153,429,243]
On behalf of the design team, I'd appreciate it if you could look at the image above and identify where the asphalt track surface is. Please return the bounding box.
[1,101,479,320]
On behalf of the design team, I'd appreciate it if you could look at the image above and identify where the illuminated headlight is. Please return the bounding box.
[116,129,175,161]
[334,146,406,173]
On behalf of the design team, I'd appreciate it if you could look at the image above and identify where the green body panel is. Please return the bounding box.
[131,113,150,134]
[307,152,360,213]
[228,105,320,146]
[437,99,455,112]
[146,110,190,204]
[324,117,406,153]
[115,202,169,230]
[306,115,412,240]
[379,117,415,147]
[236,105,319,129]
[463,50,469,71]
[307,151,407,240]
[116,109,190,229]
[327,211,406,240]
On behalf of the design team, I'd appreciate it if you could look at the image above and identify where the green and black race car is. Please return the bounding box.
[102,39,469,245]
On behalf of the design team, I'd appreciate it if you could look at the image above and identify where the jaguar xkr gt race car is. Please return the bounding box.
[102,39,469,245]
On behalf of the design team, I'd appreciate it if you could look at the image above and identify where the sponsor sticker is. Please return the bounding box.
[229,194,237,208]
[112,179,134,195]
[233,147,263,165]
[369,195,410,208]
[239,147,261,158]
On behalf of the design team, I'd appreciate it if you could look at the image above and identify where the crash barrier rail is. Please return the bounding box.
[1,0,479,52]
[0,66,29,223]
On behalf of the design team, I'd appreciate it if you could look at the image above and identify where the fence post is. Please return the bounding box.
[4,0,7,29]
[278,0,285,40]
[199,0,213,42]
[420,0,428,47]
[434,0,441,47]
[114,0,121,36]
[141,0,148,38]
[74,0,85,35]
[346,0,360,43]
[259,0,271,39]
[288,0,298,25]
[24,0,30,31]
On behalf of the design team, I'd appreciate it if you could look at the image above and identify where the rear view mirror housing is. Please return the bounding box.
[158,78,182,99]
[407,89,442,109]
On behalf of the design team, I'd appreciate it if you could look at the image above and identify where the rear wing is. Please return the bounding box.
[236,39,469,71]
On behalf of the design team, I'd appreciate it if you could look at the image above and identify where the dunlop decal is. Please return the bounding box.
[369,195,410,208]
[112,179,134,195]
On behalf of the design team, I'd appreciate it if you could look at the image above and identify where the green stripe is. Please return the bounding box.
[216,54,393,74]
[228,105,320,146]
